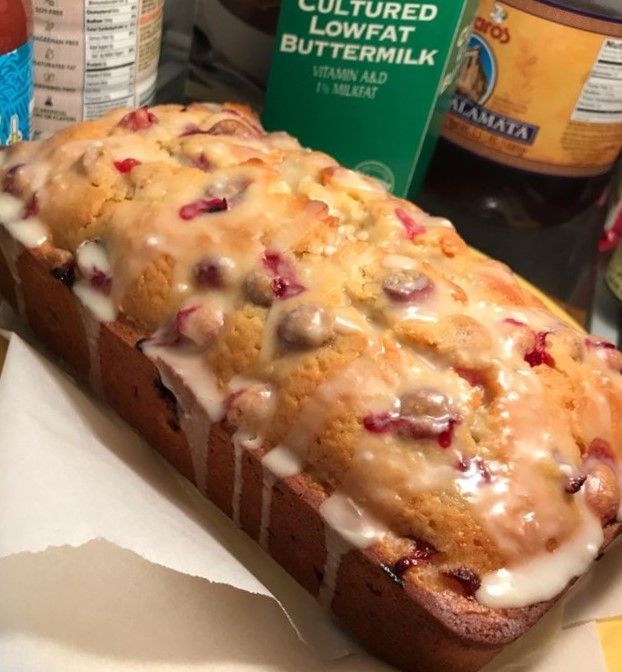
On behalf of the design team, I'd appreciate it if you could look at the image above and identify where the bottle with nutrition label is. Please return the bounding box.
[418,0,622,326]
[31,0,164,138]
[0,0,33,146]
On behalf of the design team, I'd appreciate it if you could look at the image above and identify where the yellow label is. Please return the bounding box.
[598,619,622,672]
[442,0,622,177]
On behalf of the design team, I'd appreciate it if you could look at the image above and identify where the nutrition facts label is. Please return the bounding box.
[32,0,163,137]
[572,38,622,124]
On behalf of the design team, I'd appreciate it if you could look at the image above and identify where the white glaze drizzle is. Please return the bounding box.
[382,253,418,270]
[334,312,366,335]
[0,192,24,223]
[73,281,116,323]
[318,529,351,608]
[0,193,48,320]
[145,348,225,424]
[2,217,48,248]
[231,430,262,526]
[0,194,48,248]
[72,240,118,323]
[258,300,286,363]
[76,238,111,278]
[226,377,275,526]
[320,492,388,549]
[262,443,304,479]
[477,496,604,608]
[144,344,225,493]
[78,305,104,398]
[318,493,388,607]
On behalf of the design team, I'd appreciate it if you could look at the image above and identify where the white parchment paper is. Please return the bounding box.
[0,300,620,671]
[0,304,356,660]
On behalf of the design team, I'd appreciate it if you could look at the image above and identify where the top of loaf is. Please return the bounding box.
[0,103,620,610]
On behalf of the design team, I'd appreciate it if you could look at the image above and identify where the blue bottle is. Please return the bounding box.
[0,0,33,146]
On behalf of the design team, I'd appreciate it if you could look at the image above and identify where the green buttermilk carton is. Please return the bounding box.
[262,1,478,198]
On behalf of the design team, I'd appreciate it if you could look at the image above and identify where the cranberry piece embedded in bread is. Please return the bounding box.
[585,336,616,351]
[262,251,306,299]
[22,193,39,219]
[396,412,454,442]
[503,318,526,327]
[76,239,112,295]
[244,252,306,305]
[244,270,274,307]
[443,567,481,597]
[178,303,224,349]
[179,124,209,137]
[585,463,620,525]
[194,154,212,172]
[2,163,24,195]
[114,158,141,173]
[193,256,235,288]
[262,251,284,275]
[225,384,274,433]
[587,438,615,462]
[179,197,228,220]
[277,304,335,349]
[564,474,587,494]
[395,207,426,240]
[272,276,306,300]
[169,305,199,345]
[118,106,158,131]
[152,302,224,349]
[393,537,438,576]
[437,419,459,448]
[382,270,432,303]
[208,119,261,137]
[401,389,448,418]
[457,456,492,484]
[399,390,459,446]
[363,412,400,434]
[502,320,555,368]
[524,331,555,368]
[363,391,459,447]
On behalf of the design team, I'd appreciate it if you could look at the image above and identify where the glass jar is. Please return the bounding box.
[418,0,622,325]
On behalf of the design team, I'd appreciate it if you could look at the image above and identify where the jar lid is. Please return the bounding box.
[533,0,622,22]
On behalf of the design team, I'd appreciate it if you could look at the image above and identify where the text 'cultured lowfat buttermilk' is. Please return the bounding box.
[279,1,441,64]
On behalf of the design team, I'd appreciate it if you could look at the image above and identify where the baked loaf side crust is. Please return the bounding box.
[1,104,621,672]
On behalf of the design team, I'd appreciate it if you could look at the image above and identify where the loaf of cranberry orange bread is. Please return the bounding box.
[0,104,620,672]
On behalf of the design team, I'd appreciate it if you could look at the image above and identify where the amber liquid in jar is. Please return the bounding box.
[418,0,622,325]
